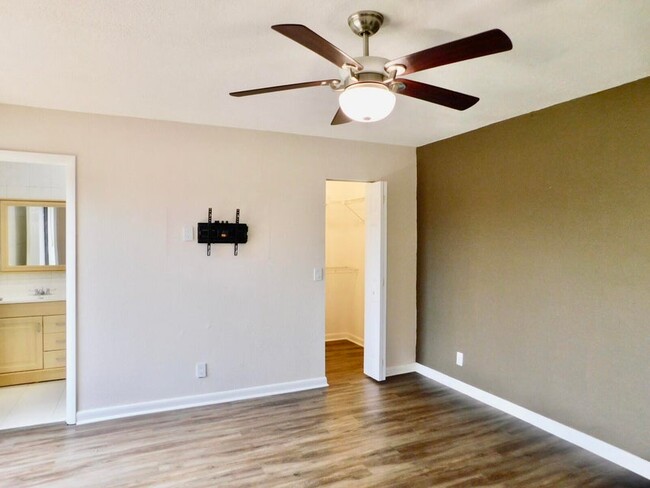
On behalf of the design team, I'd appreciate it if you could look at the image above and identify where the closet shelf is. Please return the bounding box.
[326,198,365,222]
[326,266,358,274]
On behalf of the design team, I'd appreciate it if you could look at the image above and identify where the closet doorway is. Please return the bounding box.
[325,180,386,382]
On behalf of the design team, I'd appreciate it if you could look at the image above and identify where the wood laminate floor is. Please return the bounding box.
[0,340,647,487]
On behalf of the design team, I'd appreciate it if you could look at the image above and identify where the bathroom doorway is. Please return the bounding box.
[0,150,76,429]
[325,180,386,383]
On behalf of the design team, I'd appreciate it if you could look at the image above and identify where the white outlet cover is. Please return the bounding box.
[195,362,207,378]
[456,352,464,366]
[313,268,323,281]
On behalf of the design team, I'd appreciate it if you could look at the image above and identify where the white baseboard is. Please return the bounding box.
[326,332,364,347]
[414,363,650,480]
[325,332,347,342]
[76,377,328,425]
[386,363,417,377]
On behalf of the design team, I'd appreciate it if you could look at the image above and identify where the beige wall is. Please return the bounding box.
[416,77,650,459]
[0,103,416,415]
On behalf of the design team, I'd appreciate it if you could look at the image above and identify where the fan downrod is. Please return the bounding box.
[348,11,384,57]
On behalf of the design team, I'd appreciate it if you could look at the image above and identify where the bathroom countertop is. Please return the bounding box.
[0,296,66,304]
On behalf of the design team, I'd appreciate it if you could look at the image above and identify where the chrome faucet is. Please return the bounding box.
[34,288,52,296]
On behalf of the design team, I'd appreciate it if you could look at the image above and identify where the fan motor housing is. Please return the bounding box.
[339,56,390,88]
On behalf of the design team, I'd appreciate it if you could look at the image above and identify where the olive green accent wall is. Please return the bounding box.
[416,77,650,459]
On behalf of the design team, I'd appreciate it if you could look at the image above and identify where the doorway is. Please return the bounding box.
[325,180,386,383]
[0,150,76,429]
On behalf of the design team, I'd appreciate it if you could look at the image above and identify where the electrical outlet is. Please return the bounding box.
[313,267,323,281]
[195,362,207,378]
[456,352,464,367]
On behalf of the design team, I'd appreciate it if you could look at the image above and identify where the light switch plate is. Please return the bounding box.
[456,352,464,366]
[196,362,207,378]
[313,267,323,281]
[182,226,194,242]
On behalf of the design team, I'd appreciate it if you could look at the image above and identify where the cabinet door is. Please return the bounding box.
[0,317,43,373]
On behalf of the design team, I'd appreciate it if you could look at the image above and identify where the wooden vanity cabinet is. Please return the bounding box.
[0,301,66,387]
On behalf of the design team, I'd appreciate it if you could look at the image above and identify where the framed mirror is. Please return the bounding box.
[0,200,66,272]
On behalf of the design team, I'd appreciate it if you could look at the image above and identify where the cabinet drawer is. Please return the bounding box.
[43,332,66,351]
[44,315,66,334]
[43,350,66,369]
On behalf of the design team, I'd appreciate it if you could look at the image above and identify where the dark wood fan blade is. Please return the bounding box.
[272,24,363,70]
[397,79,479,110]
[330,108,352,125]
[385,29,512,76]
[230,79,338,97]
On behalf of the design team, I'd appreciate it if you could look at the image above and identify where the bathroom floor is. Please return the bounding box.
[0,380,65,430]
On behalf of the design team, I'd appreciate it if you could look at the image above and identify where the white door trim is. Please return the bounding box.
[0,149,77,425]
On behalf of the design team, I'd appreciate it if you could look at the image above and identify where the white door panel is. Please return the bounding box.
[364,181,387,381]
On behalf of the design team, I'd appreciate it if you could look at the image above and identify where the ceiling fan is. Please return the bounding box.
[230,11,512,125]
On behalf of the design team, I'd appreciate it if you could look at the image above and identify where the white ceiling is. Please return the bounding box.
[1,1,648,147]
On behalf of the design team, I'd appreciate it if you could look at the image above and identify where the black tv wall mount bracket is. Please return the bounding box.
[197,208,248,256]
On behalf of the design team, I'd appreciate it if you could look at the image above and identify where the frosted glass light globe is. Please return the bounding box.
[338,82,396,123]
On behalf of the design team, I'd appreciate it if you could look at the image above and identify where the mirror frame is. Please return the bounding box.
[0,199,66,272]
